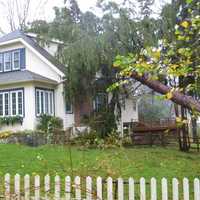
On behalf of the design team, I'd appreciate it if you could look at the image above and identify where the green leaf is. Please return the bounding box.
[186,0,193,4]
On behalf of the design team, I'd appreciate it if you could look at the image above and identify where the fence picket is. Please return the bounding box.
[107,177,113,200]
[162,178,168,200]
[96,177,102,200]
[194,178,200,200]
[24,174,30,200]
[140,177,146,200]
[65,176,71,200]
[14,174,20,200]
[129,178,134,200]
[5,173,10,200]
[0,175,199,199]
[34,175,40,200]
[55,175,60,200]
[183,178,189,200]
[118,178,124,200]
[172,178,179,200]
[44,175,50,200]
[86,176,92,200]
[151,177,157,200]
[75,176,81,200]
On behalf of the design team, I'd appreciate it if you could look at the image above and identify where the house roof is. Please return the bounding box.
[0,30,66,74]
[0,70,58,86]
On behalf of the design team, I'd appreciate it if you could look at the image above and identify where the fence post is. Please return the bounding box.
[107,177,113,200]
[35,175,40,200]
[74,176,81,200]
[96,177,102,200]
[65,176,71,200]
[86,176,92,200]
[161,178,168,200]
[172,178,179,200]
[118,178,124,200]
[5,173,10,200]
[24,174,30,200]
[129,178,134,200]
[140,177,146,200]
[194,178,200,200]
[183,178,189,200]
[55,175,60,200]
[151,177,157,200]
[44,174,50,200]
[14,174,20,200]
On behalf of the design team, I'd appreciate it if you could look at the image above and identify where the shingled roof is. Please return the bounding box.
[0,70,58,85]
[0,30,66,74]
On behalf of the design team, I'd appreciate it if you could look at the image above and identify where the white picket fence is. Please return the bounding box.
[2,174,200,200]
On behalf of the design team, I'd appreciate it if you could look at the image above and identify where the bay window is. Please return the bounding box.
[36,88,54,116]
[0,89,24,117]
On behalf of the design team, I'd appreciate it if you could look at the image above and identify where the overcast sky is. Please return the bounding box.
[0,0,170,33]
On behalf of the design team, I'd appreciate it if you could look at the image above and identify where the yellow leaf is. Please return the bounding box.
[176,117,182,123]
[180,21,189,28]
[166,92,173,99]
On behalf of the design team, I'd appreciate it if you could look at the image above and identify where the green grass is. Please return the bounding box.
[0,144,199,180]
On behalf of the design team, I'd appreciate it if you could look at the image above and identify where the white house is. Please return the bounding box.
[0,30,138,133]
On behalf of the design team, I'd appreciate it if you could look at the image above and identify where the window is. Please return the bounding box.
[66,100,73,114]
[0,48,25,72]
[0,89,24,117]
[13,50,20,70]
[36,89,54,116]
[0,54,3,72]
[93,93,107,112]
[4,52,12,71]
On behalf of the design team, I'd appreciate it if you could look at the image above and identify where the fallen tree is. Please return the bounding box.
[131,72,200,112]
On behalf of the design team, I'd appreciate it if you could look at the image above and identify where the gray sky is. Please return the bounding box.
[0,0,170,33]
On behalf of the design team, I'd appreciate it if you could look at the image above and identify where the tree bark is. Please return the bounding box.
[131,72,200,112]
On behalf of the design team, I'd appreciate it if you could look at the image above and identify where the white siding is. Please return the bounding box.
[25,47,62,82]
[0,42,24,53]
[121,98,138,123]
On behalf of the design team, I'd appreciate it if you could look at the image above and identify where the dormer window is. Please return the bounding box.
[4,52,12,72]
[13,50,20,70]
[0,54,3,72]
[0,48,25,72]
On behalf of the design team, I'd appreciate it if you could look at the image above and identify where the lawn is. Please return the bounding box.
[0,144,200,180]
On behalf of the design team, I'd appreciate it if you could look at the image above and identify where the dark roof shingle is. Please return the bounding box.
[0,70,58,85]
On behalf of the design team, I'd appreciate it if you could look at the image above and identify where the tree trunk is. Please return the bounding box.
[131,72,200,112]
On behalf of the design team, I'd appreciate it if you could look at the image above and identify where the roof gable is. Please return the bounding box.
[0,30,66,76]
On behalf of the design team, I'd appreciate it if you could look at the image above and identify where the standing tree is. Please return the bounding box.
[0,0,49,32]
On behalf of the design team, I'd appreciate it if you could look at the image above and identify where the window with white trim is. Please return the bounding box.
[0,89,24,117]
[4,52,12,71]
[36,89,54,116]
[0,54,3,72]
[13,50,20,70]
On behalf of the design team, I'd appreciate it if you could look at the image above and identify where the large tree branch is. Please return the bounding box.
[131,71,200,112]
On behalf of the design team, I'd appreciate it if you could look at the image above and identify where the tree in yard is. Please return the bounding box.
[0,0,49,32]
[111,0,200,151]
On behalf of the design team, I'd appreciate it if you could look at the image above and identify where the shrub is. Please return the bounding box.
[0,116,23,126]
[37,114,63,133]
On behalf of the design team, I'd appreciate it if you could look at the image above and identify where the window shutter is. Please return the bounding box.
[20,48,26,69]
